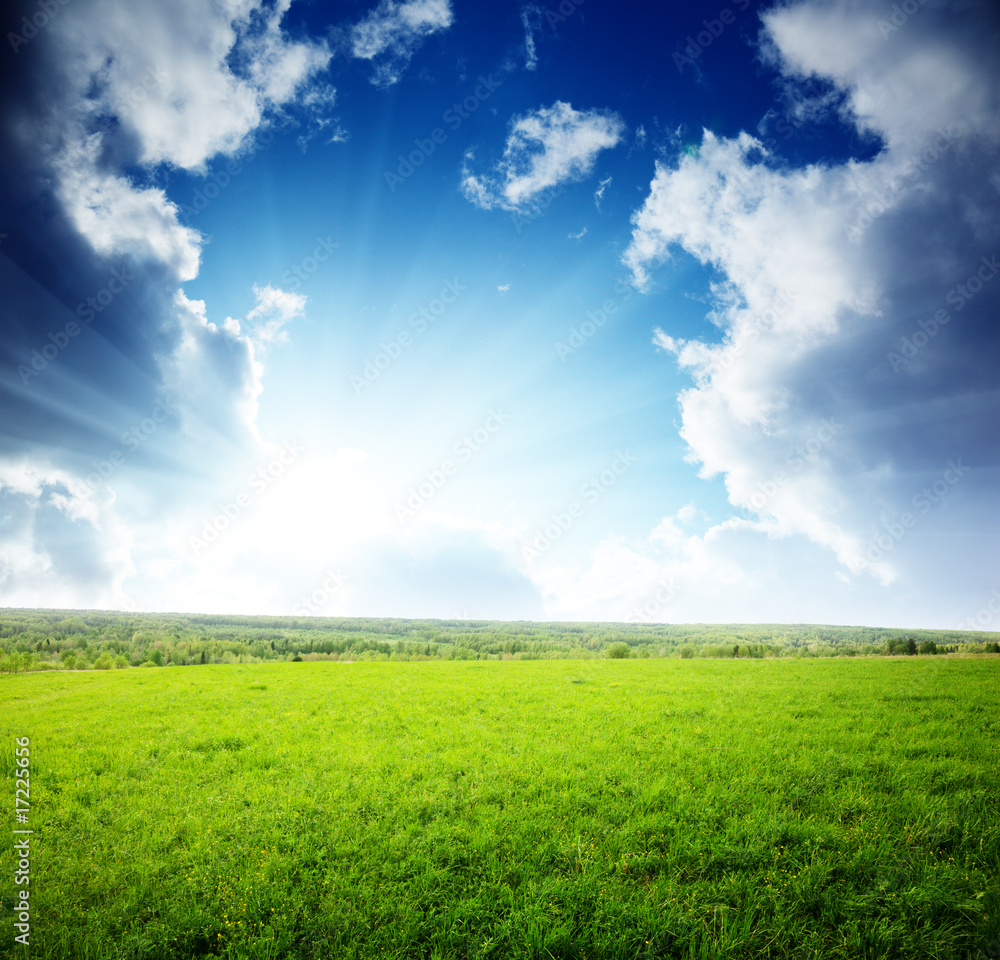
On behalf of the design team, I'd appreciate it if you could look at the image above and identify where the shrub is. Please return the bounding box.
[0,651,31,673]
[113,655,129,669]
[605,643,631,659]
[93,653,114,670]
[918,641,937,655]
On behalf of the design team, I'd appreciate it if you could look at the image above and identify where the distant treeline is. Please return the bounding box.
[0,608,997,672]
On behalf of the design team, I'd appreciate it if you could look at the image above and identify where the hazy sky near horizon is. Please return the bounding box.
[0,0,998,628]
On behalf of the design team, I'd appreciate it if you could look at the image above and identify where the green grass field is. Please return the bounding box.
[3,658,998,959]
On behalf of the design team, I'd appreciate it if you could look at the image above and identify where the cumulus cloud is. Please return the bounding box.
[623,0,1000,595]
[519,513,871,626]
[161,284,305,452]
[230,284,308,350]
[349,0,453,87]
[0,0,332,608]
[53,136,203,283]
[52,0,331,173]
[501,490,985,629]
[0,461,134,609]
[462,101,625,212]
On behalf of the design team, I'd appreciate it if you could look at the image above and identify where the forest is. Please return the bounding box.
[1,607,997,671]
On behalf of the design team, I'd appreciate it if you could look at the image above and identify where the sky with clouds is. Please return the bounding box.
[0,0,997,629]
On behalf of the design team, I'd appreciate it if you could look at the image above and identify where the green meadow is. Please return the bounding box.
[2,658,998,959]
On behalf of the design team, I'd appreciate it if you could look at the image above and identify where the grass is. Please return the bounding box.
[2,658,998,959]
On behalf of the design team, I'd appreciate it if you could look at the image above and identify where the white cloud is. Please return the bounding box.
[497,283,511,294]
[497,496,980,628]
[0,461,134,610]
[53,136,202,283]
[53,0,331,173]
[162,284,305,452]
[759,0,997,155]
[34,0,333,293]
[349,0,453,87]
[0,0,337,614]
[237,284,308,349]
[594,175,611,208]
[34,0,327,470]
[462,101,624,213]
[676,503,698,524]
[518,515,862,625]
[623,0,1000,597]
[521,5,540,71]
[327,125,351,144]
[294,84,346,151]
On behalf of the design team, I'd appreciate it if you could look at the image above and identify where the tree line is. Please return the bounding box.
[0,608,996,672]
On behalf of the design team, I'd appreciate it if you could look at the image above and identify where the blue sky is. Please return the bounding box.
[1,0,998,628]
